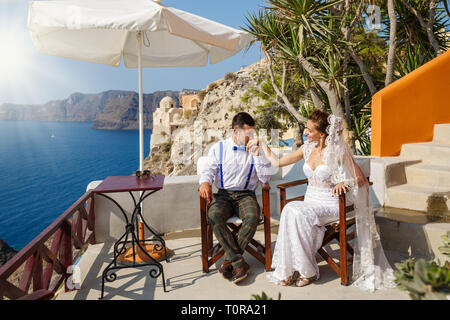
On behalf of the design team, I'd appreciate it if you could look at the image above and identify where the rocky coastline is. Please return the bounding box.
[0,239,17,267]
[0,90,180,130]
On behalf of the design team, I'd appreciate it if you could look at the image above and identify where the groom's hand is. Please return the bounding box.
[199,182,213,203]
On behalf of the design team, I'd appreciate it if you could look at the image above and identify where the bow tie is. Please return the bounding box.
[233,146,246,151]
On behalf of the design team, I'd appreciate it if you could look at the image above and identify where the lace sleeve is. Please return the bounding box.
[301,141,314,160]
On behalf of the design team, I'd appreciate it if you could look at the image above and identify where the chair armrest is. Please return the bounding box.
[277,179,308,214]
[276,178,308,190]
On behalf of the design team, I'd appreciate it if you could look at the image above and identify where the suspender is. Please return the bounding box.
[219,141,224,188]
[219,141,254,190]
[244,162,254,189]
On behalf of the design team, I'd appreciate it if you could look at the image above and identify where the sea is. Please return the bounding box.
[0,121,151,250]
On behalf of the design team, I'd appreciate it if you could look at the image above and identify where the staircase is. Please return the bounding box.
[385,123,450,216]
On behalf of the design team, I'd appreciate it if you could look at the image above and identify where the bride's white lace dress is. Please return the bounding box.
[267,115,396,291]
[267,140,341,283]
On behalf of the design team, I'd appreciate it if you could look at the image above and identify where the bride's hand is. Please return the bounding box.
[332,182,347,197]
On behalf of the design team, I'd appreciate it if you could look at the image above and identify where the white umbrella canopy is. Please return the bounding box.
[27,0,254,171]
[27,0,254,68]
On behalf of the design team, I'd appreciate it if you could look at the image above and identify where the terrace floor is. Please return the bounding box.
[55,223,411,300]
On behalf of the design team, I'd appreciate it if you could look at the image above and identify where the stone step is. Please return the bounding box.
[374,207,450,262]
[400,142,450,166]
[386,184,450,214]
[433,123,450,144]
[405,163,450,188]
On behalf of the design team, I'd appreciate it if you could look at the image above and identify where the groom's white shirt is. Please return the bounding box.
[199,136,272,191]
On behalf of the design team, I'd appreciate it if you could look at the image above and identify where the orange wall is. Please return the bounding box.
[371,49,450,156]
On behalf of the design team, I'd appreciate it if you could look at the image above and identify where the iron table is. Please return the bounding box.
[92,175,168,299]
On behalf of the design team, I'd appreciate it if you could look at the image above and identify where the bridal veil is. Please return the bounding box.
[323,115,396,292]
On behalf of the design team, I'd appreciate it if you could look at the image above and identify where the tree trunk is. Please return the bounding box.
[426,0,441,56]
[309,87,326,111]
[401,0,442,56]
[385,0,397,86]
[297,53,353,148]
[340,0,377,95]
[264,55,308,124]
[292,121,304,151]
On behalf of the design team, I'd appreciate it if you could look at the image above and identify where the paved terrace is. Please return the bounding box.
[56,223,411,300]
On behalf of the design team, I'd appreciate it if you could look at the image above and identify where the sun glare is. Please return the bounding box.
[0,33,28,83]
[0,12,37,102]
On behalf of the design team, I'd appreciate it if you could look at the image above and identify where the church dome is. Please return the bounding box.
[160,96,176,108]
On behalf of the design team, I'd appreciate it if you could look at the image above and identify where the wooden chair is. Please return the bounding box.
[277,177,371,285]
[199,181,272,272]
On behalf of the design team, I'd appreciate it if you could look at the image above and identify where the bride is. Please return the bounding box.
[247,109,395,291]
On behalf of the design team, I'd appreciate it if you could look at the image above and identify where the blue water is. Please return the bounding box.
[0,121,151,250]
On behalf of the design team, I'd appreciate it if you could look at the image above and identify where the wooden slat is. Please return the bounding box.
[338,193,348,284]
[78,203,93,233]
[81,218,88,244]
[262,185,272,271]
[279,188,286,214]
[18,254,37,293]
[60,219,72,292]
[41,245,64,275]
[0,280,27,300]
[207,248,224,267]
[318,248,340,275]
[276,178,308,190]
[48,274,65,293]
[245,244,265,265]
[199,196,209,272]
[207,226,213,256]
[42,229,63,290]
[71,211,83,250]
[84,229,94,245]
[286,195,305,203]
[346,243,354,256]
[32,251,43,291]
[87,196,95,244]
[17,289,54,300]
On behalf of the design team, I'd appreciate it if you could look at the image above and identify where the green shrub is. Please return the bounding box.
[439,231,450,257]
[224,72,238,81]
[197,89,206,101]
[251,291,281,300]
[184,109,192,119]
[207,82,219,92]
[394,258,450,300]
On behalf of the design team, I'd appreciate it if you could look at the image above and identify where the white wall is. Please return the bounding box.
[88,153,372,243]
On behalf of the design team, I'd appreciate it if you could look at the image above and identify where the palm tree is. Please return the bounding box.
[241,0,449,154]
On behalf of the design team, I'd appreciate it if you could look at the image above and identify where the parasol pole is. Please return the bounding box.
[118,31,171,264]
[137,31,145,243]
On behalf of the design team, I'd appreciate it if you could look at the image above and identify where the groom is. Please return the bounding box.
[198,112,272,284]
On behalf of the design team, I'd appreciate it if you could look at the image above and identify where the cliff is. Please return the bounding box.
[0,90,180,130]
[143,60,268,176]
[0,239,17,267]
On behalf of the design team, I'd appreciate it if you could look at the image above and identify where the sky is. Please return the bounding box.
[0,0,266,105]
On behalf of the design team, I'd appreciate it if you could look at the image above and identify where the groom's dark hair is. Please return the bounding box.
[232,112,255,129]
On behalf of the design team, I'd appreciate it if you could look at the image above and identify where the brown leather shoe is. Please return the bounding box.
[219,260,233,279]
[231,261,250,284]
